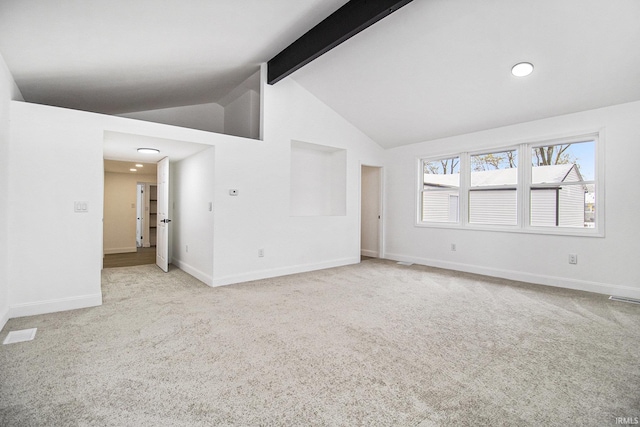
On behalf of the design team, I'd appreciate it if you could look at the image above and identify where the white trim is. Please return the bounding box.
[103,247,137,255]
[360,163,385,260]
[8,293,103,318]
[378,166,386,259]
[385,252,640,300]
[172,258,213,286]
[210,257,359,288]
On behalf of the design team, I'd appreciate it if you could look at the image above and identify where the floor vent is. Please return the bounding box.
[3,328,37,345]
[397,261,413,266]
[609,296,640,305]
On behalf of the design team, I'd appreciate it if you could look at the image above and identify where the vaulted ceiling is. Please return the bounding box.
[1,0,639,149]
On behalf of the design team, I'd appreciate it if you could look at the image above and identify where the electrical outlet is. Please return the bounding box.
[451,243,456,251]
[186,245,189,253]
[568,253,577,264]
[258,248,264,257]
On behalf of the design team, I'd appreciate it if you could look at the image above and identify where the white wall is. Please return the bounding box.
[219,70,261,140]
[119,102,225,134]
[385,100,640,299]
[103,171,156,254]
[0,53,23,331]
[290,141,347,217]
[171,147,215,285]
[224,89,260,140]
[205,70,384,285]
[8,102,104,317]
[4,64,384,318]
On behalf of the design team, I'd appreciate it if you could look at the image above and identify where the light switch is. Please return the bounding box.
[74,201,88,213]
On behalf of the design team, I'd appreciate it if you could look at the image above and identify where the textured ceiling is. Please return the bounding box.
[1,0,639,148]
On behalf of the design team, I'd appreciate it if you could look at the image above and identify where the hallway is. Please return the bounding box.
[103,247,156,268]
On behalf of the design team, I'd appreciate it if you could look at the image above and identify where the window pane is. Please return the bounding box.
[469,190,517,225]
[584,185,595,228]
[469,150,518,225]
[531,140,595,228]
[422,191,459,222]
[422,157,459,223]
[530,184,594,228]
[470,150,518,187]
[423,157,460,182]
[532,141,595,183]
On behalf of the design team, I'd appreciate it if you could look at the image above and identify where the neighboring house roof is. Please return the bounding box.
[424,164,579,188]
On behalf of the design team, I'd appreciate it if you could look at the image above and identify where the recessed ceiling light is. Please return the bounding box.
[135,164,143,167]
[137,148,160,154]
[511,62,534,77]
[130,168,137,172]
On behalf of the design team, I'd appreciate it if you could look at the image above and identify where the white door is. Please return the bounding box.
[156,157,170,272]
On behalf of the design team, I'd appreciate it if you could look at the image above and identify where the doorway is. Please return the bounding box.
[103,160,158,268]
[361,165,383,259]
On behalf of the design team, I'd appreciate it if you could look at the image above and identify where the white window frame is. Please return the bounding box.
[417,155,462,225]
[416,130,604,237]
[467,147,520,229]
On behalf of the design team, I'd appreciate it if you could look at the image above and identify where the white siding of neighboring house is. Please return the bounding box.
[469,190,517,225]
[530,189,558,226]
[422,164,585,226]
[558,168,585,227]
[422,190,458,222]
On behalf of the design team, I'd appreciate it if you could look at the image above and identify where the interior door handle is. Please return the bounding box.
[160,219,172,223]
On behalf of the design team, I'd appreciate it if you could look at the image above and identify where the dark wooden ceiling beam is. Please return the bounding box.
[267,0,413,85]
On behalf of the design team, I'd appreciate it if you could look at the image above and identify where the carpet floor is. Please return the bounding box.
[1,259,639,426]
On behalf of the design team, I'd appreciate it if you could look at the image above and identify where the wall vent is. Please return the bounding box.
[3,328,37,345]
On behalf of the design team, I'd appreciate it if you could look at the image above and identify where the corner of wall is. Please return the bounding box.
[0,51,17,331]
[0,308,8,333]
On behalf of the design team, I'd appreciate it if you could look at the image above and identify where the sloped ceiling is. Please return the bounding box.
[290,0,640,147]
[0,0,348,114]
[1,0,639,149]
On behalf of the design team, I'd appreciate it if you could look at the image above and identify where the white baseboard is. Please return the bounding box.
[0,306,8,332]
[172,258,213,286]
[104,247,137,255]
[384,252,640,300]
[211,257,360,288]
[360,249,379,258]
[8,293,103,319]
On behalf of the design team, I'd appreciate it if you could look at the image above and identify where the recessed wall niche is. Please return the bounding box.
[290,140,347,216]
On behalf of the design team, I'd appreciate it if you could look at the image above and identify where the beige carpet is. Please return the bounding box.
[1,260,639,426]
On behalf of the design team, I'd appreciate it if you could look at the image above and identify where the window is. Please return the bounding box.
[417,133,602,235]
[420,157,460,223]
[530,140,595,228]
[469,149,518,226]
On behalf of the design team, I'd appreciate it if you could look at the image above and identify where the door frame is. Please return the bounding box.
[360,164,384,259]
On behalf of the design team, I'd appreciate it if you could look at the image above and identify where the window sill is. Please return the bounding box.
[415,221,604,237]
